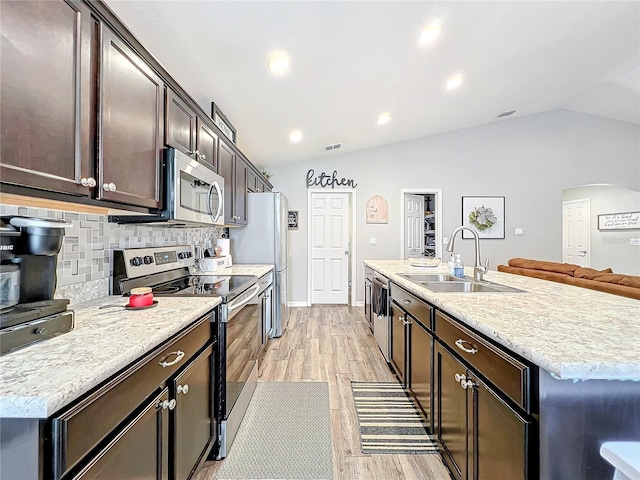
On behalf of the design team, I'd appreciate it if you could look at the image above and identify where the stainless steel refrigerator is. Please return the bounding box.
[229,192,290,337]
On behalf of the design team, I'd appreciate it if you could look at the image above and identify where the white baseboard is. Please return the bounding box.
[354,300,364,307]
[288,301,310,307]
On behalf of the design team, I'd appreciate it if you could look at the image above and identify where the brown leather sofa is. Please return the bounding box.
[497,258,640,300]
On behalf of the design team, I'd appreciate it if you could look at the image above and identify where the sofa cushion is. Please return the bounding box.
[507,258,581,275]
[497,265,571,282]
[573,272,640,289]
[574,267,614,277]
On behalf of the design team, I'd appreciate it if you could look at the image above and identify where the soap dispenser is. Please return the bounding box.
[454,254,464,278]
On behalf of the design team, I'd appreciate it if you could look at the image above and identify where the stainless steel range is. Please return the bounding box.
[112,245,265,458]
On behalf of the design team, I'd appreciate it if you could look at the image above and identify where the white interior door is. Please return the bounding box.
[311,192,350,304]
[404,194,424,258]
[563,199,591,266]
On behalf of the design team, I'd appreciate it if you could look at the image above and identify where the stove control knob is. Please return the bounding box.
[130,257,143,267]
[178,252,187,260]
[143,255,154,265]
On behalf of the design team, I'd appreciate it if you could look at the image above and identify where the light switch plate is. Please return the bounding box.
[369,238,377,246]
[515,228,524,235]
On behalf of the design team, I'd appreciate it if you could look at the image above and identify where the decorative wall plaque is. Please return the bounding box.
[211,102,236,144]
[598,211,640,230]
[288,210,299,230]
[366,195,388,224]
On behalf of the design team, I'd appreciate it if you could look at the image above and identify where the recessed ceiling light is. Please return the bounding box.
[446,74,463,91]
[268,51,290,74]
[289,130,302,142]
[377,112,391,125]
[419,21,443,45]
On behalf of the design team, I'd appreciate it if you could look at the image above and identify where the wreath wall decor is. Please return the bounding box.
[468,205,497,231]
[461,196,505,239]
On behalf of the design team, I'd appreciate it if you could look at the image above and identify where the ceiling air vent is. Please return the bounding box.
[324,143,342,151]
[497,110,517,118]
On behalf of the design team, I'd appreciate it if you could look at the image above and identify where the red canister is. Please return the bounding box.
[129,287,154,307]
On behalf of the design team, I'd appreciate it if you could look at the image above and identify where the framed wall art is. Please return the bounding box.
[461,196,505,239]
[597,211,639,230]
[287,210,299,230]
[211,102,236,144]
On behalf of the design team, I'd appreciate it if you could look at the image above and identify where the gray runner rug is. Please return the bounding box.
[351,381,439,455]
[214,382,333,479]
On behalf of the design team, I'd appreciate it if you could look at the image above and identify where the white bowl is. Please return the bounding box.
[408,257,441,268]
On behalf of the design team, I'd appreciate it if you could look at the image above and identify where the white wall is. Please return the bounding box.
[563,185,640,275]
[269,110,640,303]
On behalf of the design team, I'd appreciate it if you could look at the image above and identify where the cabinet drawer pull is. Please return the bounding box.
[455,339,478,354]
[177,384,189,395]
[400,298,412,305]
[159,350,185,368]
[158,399,176,410]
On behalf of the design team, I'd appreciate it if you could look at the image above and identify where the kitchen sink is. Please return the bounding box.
[398,273,525,293]
[399,273,464,282]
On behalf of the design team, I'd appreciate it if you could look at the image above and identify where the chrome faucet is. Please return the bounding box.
[446,226,488,281]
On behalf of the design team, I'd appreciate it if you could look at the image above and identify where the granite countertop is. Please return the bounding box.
[365,260,640,381]
[199,264,274,277]
[0,295,220,419]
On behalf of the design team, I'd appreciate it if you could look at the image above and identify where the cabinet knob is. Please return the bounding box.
[177,384,189,395]
[158,399,176,410]
[103,182,117,192]
[403,318,413,325]
[199,153,206,160]
[192,149,200,158]
[81,177,96,187]
[461,378,477,390]
[454,373,466,384]
[398,315,405,323]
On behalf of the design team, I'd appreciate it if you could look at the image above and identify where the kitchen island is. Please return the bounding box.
[0,295,220,479]
[365,259,640,480]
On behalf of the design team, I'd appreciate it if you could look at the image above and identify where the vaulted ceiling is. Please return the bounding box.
[105,1,640,169]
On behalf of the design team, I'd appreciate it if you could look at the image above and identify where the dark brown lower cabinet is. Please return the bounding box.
[435,342,530,480]
[410,318,433,432]
[72,388,170,480]
[172,345,214,480]
[389,301,407,383]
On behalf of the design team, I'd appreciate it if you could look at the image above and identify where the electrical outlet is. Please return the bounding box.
[630,238,640,246]
[369,238,377,246]
[443,237,448,245]
[515,228,524,235]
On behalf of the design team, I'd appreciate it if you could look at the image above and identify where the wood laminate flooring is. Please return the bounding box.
[196,305,451,480]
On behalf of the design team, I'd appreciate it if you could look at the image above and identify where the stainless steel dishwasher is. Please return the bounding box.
[371,271,390,362]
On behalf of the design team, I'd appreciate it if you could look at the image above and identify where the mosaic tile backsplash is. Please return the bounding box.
[1,203,225,301]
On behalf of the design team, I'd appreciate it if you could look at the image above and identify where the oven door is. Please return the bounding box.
[224,283,261,419]
[171,149,224,226]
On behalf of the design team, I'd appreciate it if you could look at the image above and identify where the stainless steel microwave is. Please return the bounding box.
[165,148,225,226]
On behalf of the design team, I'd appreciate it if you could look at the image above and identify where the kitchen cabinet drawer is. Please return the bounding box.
[52,316,211,478]
[70,388,170,480]
[435,311,529,411]
[390,283,433,330]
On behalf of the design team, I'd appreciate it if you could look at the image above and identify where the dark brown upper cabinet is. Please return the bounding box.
[98,26,164,209]
[0,0,93,196]
[218,139,247,226]
[165,89,218,172]
[196,117,218,172]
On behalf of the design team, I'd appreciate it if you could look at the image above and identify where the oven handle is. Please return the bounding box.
[227,283,260,314]
[207,181,223,223]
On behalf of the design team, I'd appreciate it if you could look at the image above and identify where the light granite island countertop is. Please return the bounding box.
[0,295,220,419]
[365,259,640,381]
[205,264,274,277]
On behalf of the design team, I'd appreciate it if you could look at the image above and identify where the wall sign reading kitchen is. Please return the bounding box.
[306,169,357,189]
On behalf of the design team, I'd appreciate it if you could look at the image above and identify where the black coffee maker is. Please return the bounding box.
[0,216,74,354]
